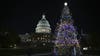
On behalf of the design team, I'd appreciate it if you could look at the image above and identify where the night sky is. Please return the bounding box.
[0,0,99,34]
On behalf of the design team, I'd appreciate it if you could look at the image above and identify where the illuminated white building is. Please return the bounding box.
[35,14,51,33]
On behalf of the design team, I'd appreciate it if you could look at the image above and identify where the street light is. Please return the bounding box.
[83,47,88,50]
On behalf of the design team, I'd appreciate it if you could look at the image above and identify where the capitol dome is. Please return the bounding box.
[35,14,51,33]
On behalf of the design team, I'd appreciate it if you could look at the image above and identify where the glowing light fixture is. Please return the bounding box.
[64,2,68,6]
[83,47,88,50]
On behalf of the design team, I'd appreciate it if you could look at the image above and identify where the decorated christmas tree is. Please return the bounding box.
[54,2,81,56]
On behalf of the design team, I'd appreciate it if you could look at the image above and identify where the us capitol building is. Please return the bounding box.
[19,14,54,50]
[33,14,54,49]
